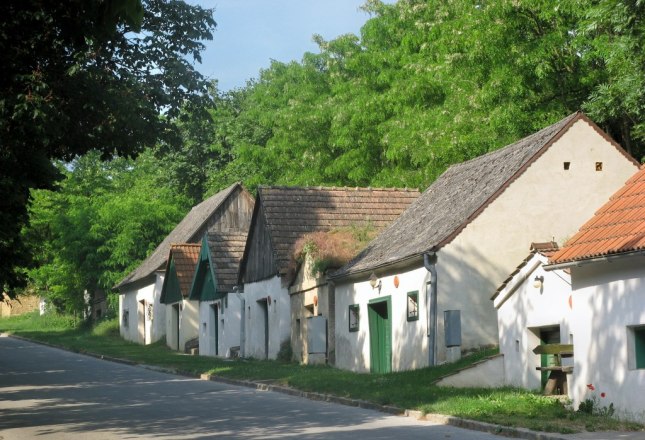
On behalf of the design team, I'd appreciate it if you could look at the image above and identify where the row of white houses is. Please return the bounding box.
[117,113,645,422]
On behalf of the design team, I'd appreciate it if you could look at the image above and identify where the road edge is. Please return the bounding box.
[3,333,569,440]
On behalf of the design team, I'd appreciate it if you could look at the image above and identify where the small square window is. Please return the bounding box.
[349,305,359,332]
[596,162,603,171]
[407,291,419,321]
[563,162,570,170]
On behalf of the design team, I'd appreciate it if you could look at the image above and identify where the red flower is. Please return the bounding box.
[601,392,606,398]
[587,383,595,391]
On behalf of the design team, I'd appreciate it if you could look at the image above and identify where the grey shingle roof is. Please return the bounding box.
[207,231,248,293]
[256,186,420,275]
[115,183,241,289]
[331,112,602,278]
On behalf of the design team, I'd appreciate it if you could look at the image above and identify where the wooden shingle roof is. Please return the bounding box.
[116,183,241,289]
[549,167,645,264]
[332,112,628,278]
[168,244,201,298]
[250,186,420,276]
[207,231,248,293]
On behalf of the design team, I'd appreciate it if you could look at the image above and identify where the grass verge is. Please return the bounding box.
[1,312,642,434]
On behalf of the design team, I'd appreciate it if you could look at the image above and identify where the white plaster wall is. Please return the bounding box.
[432,119,638,362]
[568,257,645,423]
[335,266,430,373]
[243,276,290,360]
[435,355,505,388]
[199,293,243,358]
[150,273,166,344]
[119,283,153,344]
[165,299,199,352]
[495,255,572,390]
[118,273,166,345]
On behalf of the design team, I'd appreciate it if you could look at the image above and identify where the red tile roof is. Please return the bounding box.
[550,167,645,264]
[169,244,201,297]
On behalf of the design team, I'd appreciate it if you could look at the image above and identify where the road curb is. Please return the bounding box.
[5,333,569,440]
[198,373,569,440]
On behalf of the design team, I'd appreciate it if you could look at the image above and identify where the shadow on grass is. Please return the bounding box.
[2,314,643,434]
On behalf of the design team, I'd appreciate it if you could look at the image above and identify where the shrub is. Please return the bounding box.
[277,339,293,362]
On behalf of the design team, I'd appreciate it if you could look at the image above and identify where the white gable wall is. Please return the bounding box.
[118,272,166,345]
[334,119,638,372]
[199,293,243,357]
[243,276,290,360]
[435,119,638,360]
[495,254,572,389]
[568,257,645,423]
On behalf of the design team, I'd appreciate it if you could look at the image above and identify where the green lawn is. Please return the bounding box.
[1,312,642,434]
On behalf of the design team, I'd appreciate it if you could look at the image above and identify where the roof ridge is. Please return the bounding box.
[258,185,419,192]
[447,112,580,172]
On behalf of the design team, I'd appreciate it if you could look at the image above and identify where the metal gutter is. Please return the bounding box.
[544,250,645,271]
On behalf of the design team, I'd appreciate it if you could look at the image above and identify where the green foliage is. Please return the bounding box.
[1,0,215,294]
[92,318,120,338]
[12,0,645,315]
[576,0,645,158]
[202,0,645,195]
[25,151,189,313]
[276,340,294,363]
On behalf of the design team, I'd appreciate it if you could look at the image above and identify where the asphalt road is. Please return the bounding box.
[0,335,504,439]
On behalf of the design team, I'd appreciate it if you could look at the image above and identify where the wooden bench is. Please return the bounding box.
[533,344,573,395]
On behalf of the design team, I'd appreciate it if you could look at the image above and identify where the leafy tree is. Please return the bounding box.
[26,151,189,314]
[577,0,645,158]
[1,0,215,294]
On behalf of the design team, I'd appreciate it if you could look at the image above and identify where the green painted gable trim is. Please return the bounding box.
[160,258,183,304]
[188,236,221,302]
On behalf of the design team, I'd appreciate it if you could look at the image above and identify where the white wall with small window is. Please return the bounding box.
[565,255,645,423]
[334,266,431,373]
[494,252,573,391]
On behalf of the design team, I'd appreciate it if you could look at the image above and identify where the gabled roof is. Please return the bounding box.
[549,166,645,264]
[160,244,201,303]
[492,242,559,301]
[332,112,636,278]
[241,186,420,279]
[207,231,248,293]
[116,183,241,290]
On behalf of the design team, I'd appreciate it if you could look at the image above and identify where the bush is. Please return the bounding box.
[92,318,119,337]
[277,339,293,362]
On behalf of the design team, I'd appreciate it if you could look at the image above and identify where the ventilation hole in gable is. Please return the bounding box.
[596,162,603,171]
[563,162,570,170]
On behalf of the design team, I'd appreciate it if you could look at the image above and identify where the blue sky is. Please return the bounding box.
[188,1,383,91]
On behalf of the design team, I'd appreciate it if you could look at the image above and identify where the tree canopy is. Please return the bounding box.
[205,0,645,195]
[1,0,216,293]
[12,0,645,314]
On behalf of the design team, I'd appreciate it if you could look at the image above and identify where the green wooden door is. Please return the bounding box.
[368,297,392,374]
[540,327,560,388]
